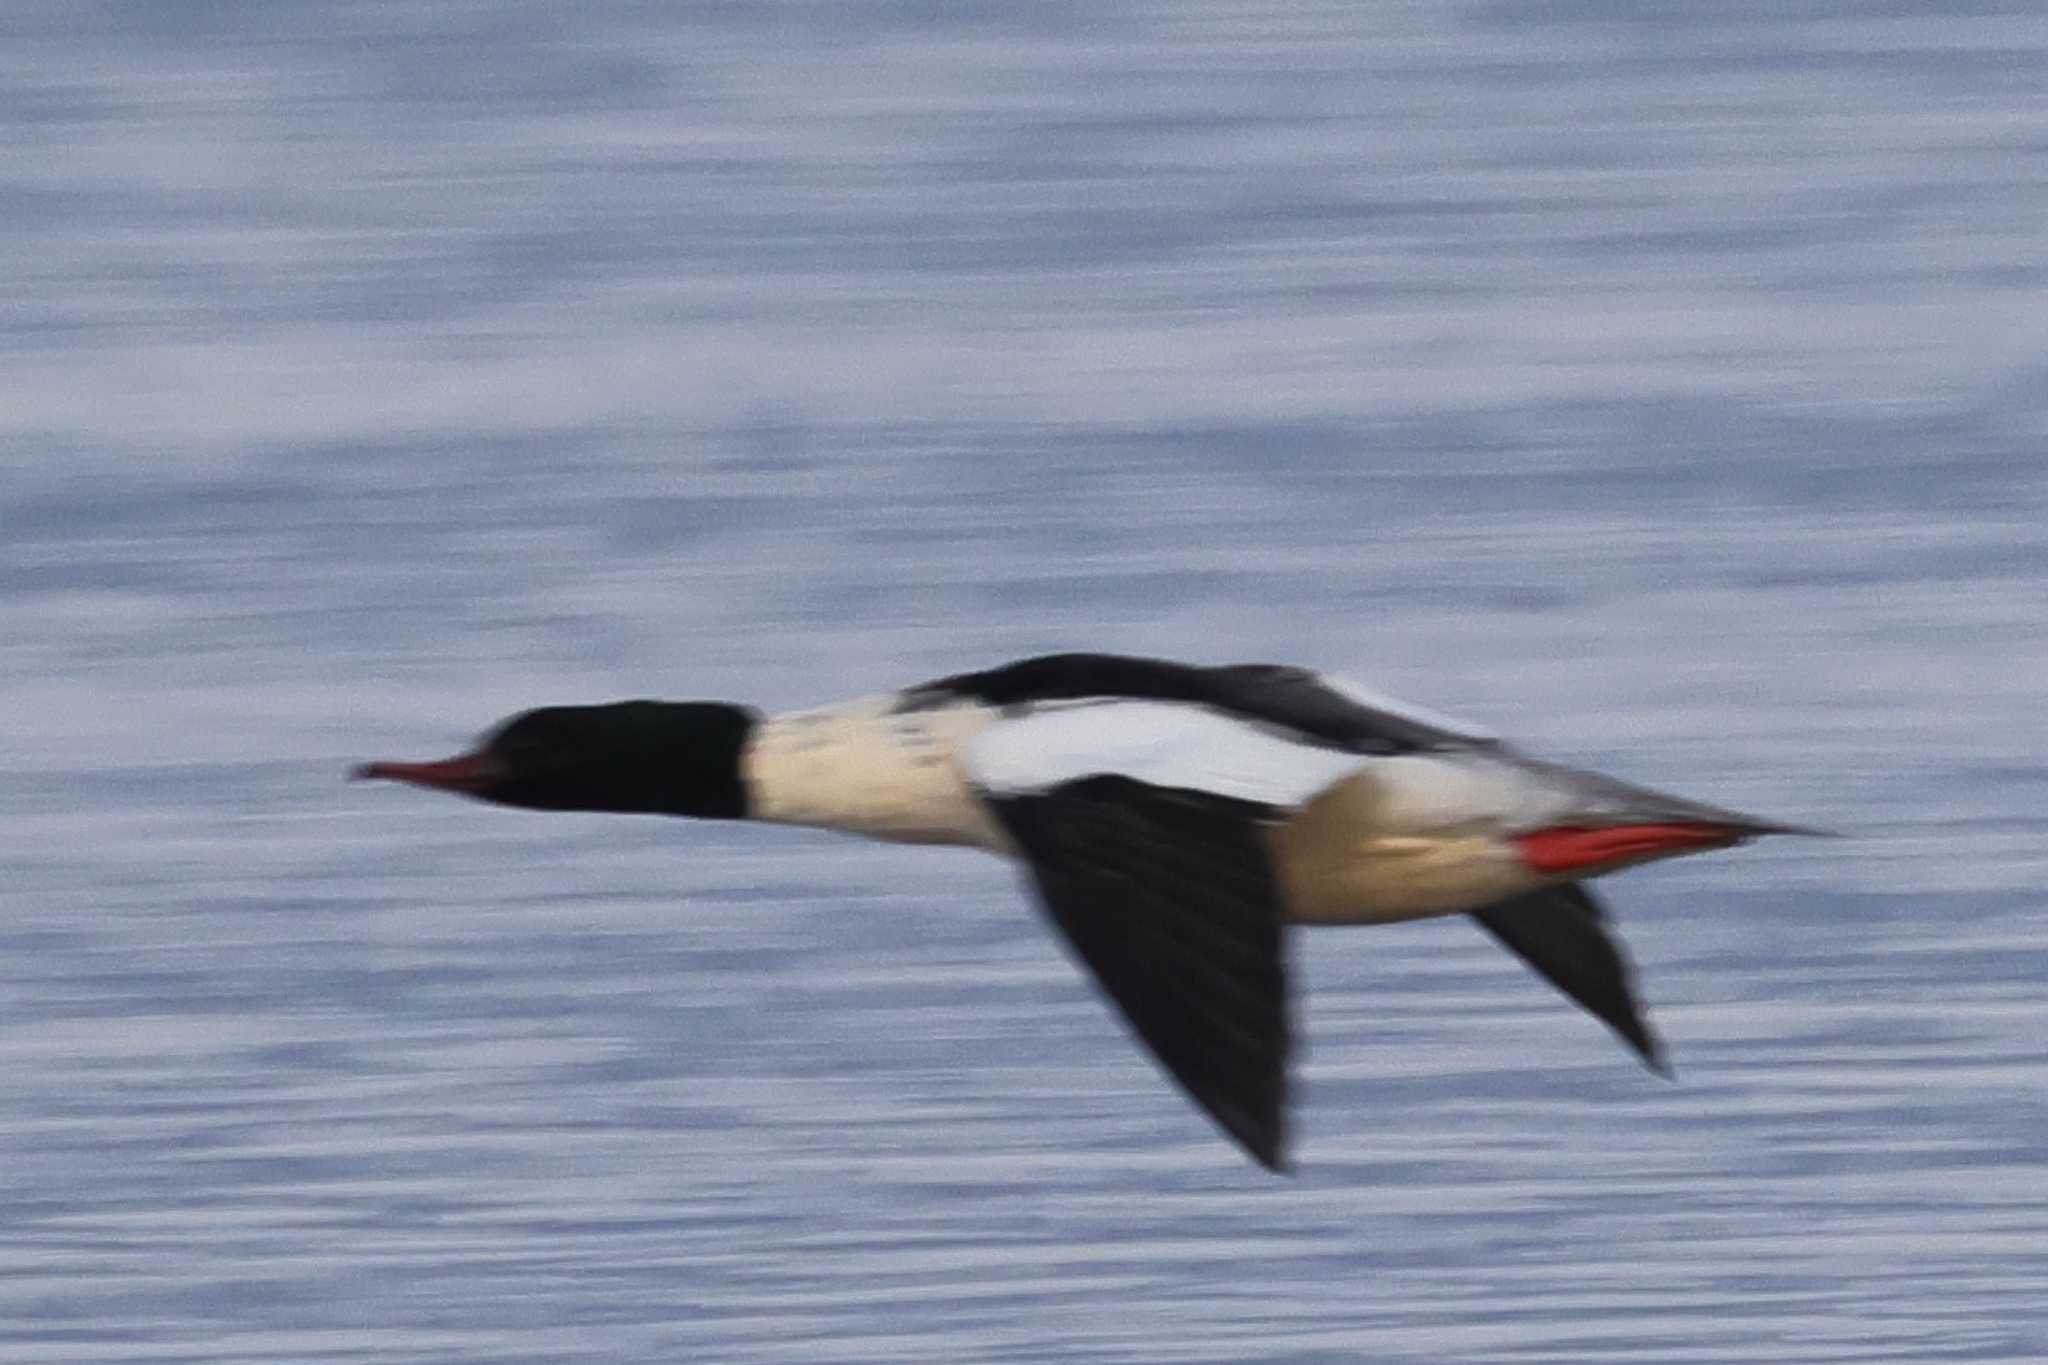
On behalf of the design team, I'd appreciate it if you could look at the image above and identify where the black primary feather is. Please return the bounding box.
[1469,883,1667,1074]
[985,775,1296,1172]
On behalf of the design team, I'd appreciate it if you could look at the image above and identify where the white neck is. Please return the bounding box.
[741,695,1008,849]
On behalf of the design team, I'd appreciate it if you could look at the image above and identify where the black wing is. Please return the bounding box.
[1469,883,1667,1074]
[984,775,1294,1172]
[906,652,1483,756]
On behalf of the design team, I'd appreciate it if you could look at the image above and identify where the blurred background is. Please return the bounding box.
[4,2,2046,1360]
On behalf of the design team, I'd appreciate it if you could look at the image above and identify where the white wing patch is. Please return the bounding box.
[963,699,1365,808]
[1312,670,1498,742]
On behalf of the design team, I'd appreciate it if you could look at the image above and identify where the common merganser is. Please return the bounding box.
[356,652,1809,1171]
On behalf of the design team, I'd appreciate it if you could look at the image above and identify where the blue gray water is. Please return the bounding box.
[5,2,2047,1360]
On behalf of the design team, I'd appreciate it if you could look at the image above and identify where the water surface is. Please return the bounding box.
[4,2,2047,1360]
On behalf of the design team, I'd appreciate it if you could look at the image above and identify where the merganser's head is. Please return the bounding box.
[355,701,757,818]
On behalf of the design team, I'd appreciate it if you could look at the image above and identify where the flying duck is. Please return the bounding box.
[355,652,1807,1171]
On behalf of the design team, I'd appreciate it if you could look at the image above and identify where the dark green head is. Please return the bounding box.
[356,700,758,819]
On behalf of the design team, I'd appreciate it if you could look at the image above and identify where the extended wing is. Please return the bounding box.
[956,691,1372,1170]
[1469,883,1667,1073]
[981,774,1295,1170]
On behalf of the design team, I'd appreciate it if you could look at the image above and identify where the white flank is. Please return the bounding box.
[963,699,1365,807]
[1365,752,1579,834]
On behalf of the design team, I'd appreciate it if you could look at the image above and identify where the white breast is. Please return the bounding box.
[741,695,1008,849]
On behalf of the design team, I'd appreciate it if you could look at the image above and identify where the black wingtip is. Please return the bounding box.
[1614,1012,1669,1077]
[1472,884,1668,1076]
[1200,1095,1290,1174]
[1200,1080,1292,1174]
[1245,1126,1291,1175]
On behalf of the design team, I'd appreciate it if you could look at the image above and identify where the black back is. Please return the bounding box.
[907,652,1474,756]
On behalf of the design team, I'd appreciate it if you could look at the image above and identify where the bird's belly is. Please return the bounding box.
[1268,772,1543,924]
[1272,832,1541,924]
